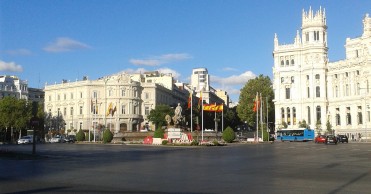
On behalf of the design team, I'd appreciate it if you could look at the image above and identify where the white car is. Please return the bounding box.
[50,135,65,143]
[18,136,33,144]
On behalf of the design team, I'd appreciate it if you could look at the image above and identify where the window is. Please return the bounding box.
[285,88,290,99]
[109,90,112,97]
[80,106,83,115]
[145,106,150,116]
[281,108,285,121]
[356,50,359,57]
[315,74,320,80]
[314,31,320,41]
[291,59,295,65]
[286,60,289,66]
[64,94,66,100]
[357,106,363,125]
[64,108,67,116]
[334,74,338,79]
[316,86,320,97]
[79,122,82,130]
[121,89,126,96]
[58,95,60,100]
[335,86,339,97]
[307,87,310,98]
[49,95,51,101]
[305,33,309,42]
[70,93,73,99]
[306,75,309,80]
[346,107,351,125]
[281,60,284,66]
[145,92,149,99]
[121,105,126,114]
[316,106,321,123]
[346,84,349,96]
[80,92,83,98]
[291,76,294,83]
[70,107,73,116]
[93,91,97,98]
[287,107,291,125]
[336,108,341,126]
[293,107,296,125]
[281,77,284,83]
[356,70,360,75]
[345,72,349,77]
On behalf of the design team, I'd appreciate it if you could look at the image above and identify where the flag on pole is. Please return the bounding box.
[253,93,260,112]
[111,106,117,116]
[187,93,192,109]
[106,103,113,116]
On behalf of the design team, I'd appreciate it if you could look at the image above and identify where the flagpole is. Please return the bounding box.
[201,97,204,142]
[214,103,217,132]
[260,93,263,142]
[191,93,193,132]
[256,92,259,143]
[222,103,224,132]
[266,97,269,138]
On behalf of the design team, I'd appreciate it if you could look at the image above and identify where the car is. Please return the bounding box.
[17,136,33,144]
[50,135,65,143]
[315,135,326,143]
[325,135,338,145]
[64,135,76,143]
[337,135,348,143]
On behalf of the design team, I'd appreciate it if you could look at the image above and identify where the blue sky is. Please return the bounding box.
[1,0,370,103]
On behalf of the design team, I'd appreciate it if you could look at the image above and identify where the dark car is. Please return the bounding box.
[65,135,76,143]
[325,135,338,145]
[337,135,348,143]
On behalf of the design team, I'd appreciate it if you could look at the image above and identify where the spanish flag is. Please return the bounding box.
[187,93,192,109]
[253,93,259,112]
[106,103,113,116]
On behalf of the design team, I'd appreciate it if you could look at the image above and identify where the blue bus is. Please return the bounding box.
[276,128,315,142]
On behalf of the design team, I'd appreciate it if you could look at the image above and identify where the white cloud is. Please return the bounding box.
[222,67,238,71]
[5,49,32,56]
[43,37,91,52]
[0,60,23,72]
[129,53,192,66]
[211,71,256,85]
[121,67,181,80]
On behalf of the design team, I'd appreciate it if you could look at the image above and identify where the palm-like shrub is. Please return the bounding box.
[76,129,85,141]
[222,126,236,143]
[103,129,113,143]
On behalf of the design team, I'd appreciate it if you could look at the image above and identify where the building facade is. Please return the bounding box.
[0,75,29,100]
[273,7,371,139]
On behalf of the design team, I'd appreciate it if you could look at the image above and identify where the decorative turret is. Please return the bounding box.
[362,13,371,37]
[301,6,327,47]
[302,6,326,28]
[274,33,279,50]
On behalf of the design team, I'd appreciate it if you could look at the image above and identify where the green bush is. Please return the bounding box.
[222,126,236,143]
[85,131,94,141]
[76,129,85,141]
[103,129,113,143]
[153,127,165,138]
[162,140,168,145]
[190,140,199,146]
[213,140,220,146]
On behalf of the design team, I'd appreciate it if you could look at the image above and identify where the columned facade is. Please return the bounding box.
[273,8,371,139]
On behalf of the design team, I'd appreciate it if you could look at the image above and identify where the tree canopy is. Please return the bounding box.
[147,104,174,129]
[0,97,32,131]
[236,75,274,128]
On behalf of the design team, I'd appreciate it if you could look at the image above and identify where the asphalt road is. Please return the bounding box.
[1,141,371,194]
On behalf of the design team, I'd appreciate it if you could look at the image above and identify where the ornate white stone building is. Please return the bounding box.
[273,7,371,139]
[44,71,189,134]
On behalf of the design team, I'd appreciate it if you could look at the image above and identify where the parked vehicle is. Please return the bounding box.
[50,135,65,143]
[337,135,348,143]
[314,135,326,143]
[276,128,315,142]
[17,136,33,144]
[325,135,338,145]
[65,135,76,143]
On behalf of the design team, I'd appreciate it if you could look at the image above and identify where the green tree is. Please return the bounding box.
[298,120,310,129]
[103,129,113,143]
[326,120,333,134]
[222,126,236,143]
[76,129,85,141]
[237,75,274,127]
[224,106,242,131]
[153,126,165,138]
[147,104,174,129]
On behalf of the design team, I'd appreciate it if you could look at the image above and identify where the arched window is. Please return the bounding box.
[281,108,285,122]
[291,59,295,65]
[287,107,291,125]
[293,107,296,125]
[316,86,320,97]
[286,60,289,66]
[281,60,284,66]
[316,106,321,123]
[307,106,311,125]
[291,76,294,83]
